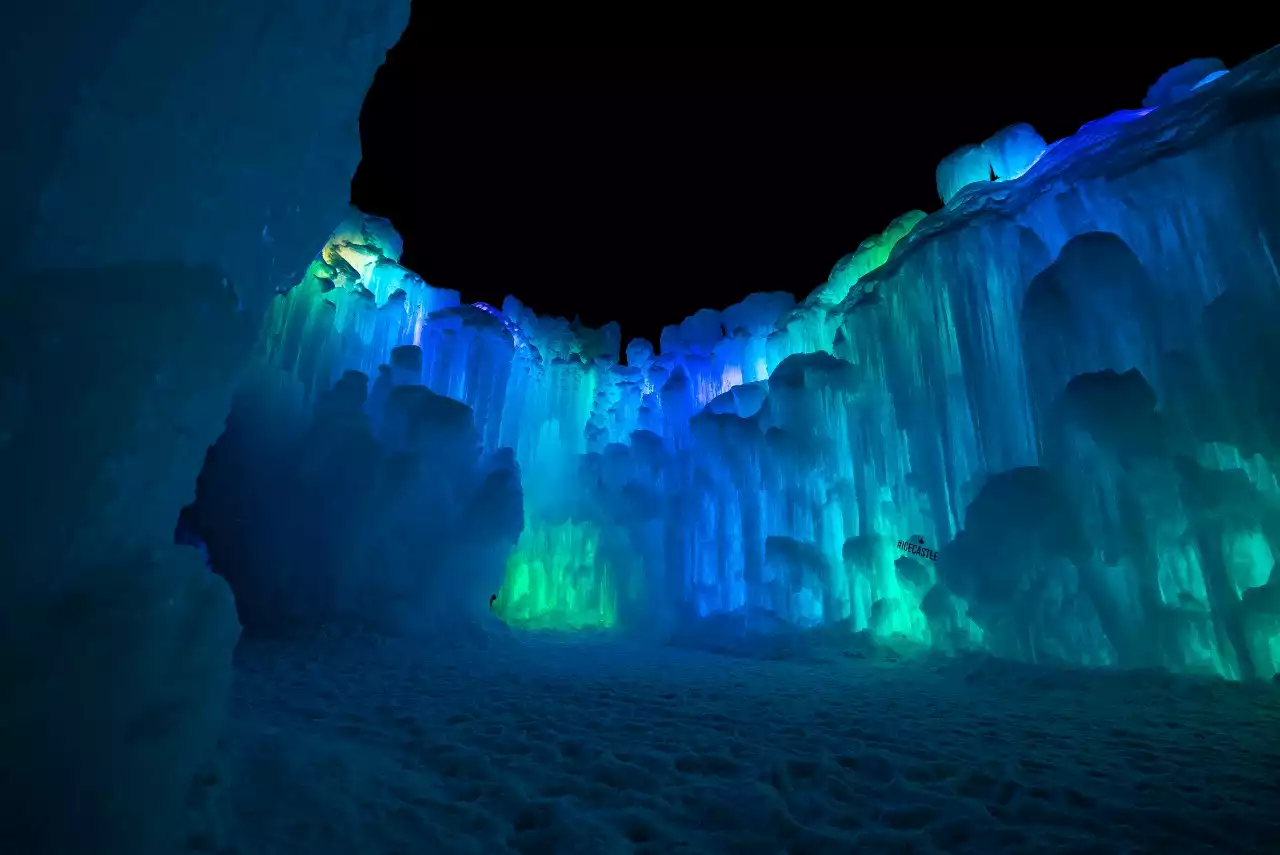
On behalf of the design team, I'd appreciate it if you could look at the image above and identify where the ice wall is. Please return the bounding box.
[20,2,410,316]
[241,216,804,629]
[244,222,632,628]
[2,3,408,852]
[660,51,1280,677]
[222,48,1280,681]
[678,50,1280,678]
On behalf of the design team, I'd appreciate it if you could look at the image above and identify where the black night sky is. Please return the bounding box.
[353,30,1273,347]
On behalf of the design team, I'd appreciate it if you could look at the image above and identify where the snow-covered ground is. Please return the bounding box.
[183,627,1280,854]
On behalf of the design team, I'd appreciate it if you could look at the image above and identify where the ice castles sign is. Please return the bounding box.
[896,534,939,562]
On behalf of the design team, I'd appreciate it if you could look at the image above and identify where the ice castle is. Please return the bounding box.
[6,10,1280,848]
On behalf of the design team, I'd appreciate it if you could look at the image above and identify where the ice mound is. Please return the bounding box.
[935,123,1047,203]
[190,349,523,636]
[1144,58,1228,108]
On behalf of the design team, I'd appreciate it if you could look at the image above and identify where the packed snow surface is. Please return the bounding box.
[184,629,1280,854]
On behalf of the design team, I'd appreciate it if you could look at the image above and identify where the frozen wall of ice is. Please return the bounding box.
[202,49,1280,682]
[1,2,408,852]
[20,1,409,317]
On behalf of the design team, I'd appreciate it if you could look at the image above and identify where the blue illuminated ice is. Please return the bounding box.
[1144,58,1228,108]
[194,47,1280,685]
[983,122,1047,180]
[936,123,1047,203]
[935,143,991,204]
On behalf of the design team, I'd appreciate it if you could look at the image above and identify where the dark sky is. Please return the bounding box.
[352,28,1274,347]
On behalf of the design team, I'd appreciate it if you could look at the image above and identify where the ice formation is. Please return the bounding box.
[2,3,409,853]
[936,123,1048,204]
[1144,58,1229,108]
[189,48,1280,687]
